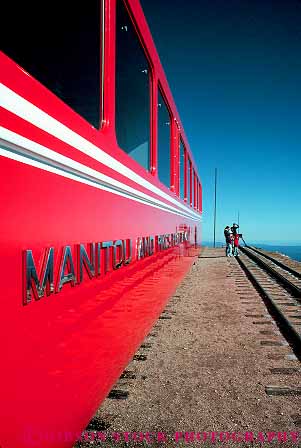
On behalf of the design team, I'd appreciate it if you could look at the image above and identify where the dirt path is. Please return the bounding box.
[75,248,301,447]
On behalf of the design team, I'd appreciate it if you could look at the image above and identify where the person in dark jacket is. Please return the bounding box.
[224,226,232,257]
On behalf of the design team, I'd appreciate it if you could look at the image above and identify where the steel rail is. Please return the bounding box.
[236,255,301,352]
[239,246,301,298]
[247,245,301,279]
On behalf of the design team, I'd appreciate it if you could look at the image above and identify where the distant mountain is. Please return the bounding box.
[202,241,224,247]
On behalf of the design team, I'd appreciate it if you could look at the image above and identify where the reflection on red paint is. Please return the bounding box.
[0,240,199,447]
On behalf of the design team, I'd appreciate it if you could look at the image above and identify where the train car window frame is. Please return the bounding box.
[195,173,198,209]
[157,84,172,189]
[179,137,185,201]
[1,0,103,129]
[100,0,105,127]
[191,168,195,209]
[115,0,153,171]
[199,182,202,212]
[187,157,192,206]
[195,177,198,210]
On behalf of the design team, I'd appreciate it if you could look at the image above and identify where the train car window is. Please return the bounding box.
[179,139,185,200]
[195,178,198,209]
[157,88,171,188]
[199,183,202,211]
[115,0,150,170]
[187,158,191,206]
[1,1,101,128]
[195,175,198,209]
[192,169,195,208]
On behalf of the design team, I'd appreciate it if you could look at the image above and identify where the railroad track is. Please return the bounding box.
[240,246,301,298]
[246,246,301,279]
[237,246,301,354]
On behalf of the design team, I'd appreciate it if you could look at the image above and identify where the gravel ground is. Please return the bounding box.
[75,248,301,448]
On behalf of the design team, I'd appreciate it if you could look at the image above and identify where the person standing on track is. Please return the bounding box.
[233,233,240,257]
[231,222,239,236]
[224,226,232,257]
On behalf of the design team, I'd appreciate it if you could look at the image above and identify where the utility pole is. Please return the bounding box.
[213,168,217,248]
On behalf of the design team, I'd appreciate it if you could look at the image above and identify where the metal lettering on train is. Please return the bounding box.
[24,231,189,306]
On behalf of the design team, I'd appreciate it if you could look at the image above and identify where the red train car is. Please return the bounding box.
[0,1,202,446]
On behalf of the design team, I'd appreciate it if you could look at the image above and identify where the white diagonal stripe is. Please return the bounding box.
[0,83,201,219]
[0,128,201,221]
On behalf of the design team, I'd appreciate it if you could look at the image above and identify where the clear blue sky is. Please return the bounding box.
[141,0,301,244]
